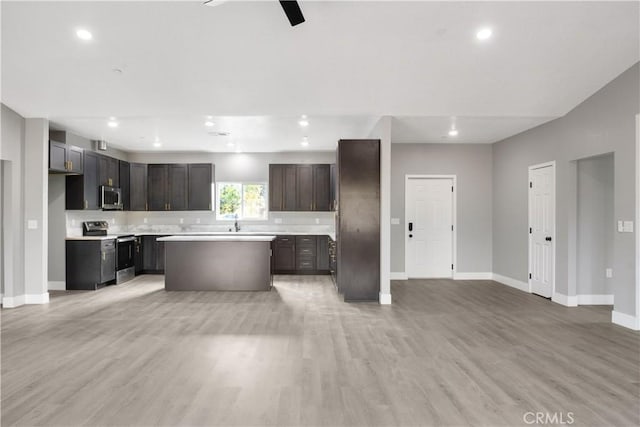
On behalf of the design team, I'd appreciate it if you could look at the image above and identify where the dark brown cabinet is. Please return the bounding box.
[147,164,188,211]
[49,140,83,174]
[295,235,316,270]
[65,239,116,290]
[66,151,100,210]
[99,155,119,187]
[272,236,296,272]
[188,164,213,210]
[269,164,333,212]
[317,236,330,271]
[119,160,130,210]
[142,235,167,273]
[129,163,147,211]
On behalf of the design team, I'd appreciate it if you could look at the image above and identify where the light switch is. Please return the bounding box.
[391,218,400,225]
[606,268,613,278]
[623,221,634,233]
[618,221,624,232]
[27,220,38,229]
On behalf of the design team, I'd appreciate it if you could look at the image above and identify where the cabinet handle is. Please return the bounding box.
[168,203,171,210]
[145,202,148,211]
[70,161,73,171]
[84,200,88,209]
[102,252,105,261]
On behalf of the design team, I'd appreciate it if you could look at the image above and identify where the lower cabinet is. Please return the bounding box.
[66,239,116,290]
[272,235,330,274]
[142,235,167,273]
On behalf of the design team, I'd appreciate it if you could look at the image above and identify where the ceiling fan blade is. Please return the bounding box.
[279,1,305,27]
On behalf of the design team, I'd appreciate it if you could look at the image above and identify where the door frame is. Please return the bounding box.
[528,161,556,297]
[404,174,457,278]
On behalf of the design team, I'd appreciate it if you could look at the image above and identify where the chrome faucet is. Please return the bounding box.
[234,215,241,232]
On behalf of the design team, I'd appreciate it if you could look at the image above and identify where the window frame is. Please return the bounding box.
[215,181,269,221]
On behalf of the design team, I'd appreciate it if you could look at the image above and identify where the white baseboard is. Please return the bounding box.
[577,294,614,305]
[491,273,529,293]
[552,292,578,307]
[454,272,492,280]
[379,292,392,305]
[612,310,640,330]
[25,293,50,304]
[390,272,408,280]
[48,281,66,291]
[2,295,25,308]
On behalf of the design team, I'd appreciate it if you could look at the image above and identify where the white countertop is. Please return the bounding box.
[65,236,116,241]
[157,235,276,242]
[66,231,335,241]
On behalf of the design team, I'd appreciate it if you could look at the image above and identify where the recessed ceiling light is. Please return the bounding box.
[76,28,93,41]
[205,121,215,127]
[476,27,492,41]
[107,120,119,128]
[301,137,309,147]
[448,129,459,137]
[206,115,213,120]
[153,142,162,148]
[299,116,309,127]
[226,142,235,147]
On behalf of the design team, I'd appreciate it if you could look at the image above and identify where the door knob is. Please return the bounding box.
[409,234,413,238]
[545,236,552,242]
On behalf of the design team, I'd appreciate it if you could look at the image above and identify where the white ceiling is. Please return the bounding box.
[2,1,639,152]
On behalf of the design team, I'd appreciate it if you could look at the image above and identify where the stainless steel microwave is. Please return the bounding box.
[100,185,123,210]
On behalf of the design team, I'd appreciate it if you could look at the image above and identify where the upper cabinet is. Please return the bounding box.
[147,164,189,211]
[188,164,213,210]
[119,160,130,211]
[129,163,148,211]
[99,155,119,187]
[49,140,83,174]
[66,151,99,210]
[269,164,334,212]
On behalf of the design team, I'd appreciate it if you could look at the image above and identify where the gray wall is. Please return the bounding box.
[390,143,493,274]
[50,129,130,161]
[48,175,66,282]
[1,104,26,299]
[493,62,638,316]
[577,153,614,296]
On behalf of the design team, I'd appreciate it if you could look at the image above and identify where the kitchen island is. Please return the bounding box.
[157,235,276,291]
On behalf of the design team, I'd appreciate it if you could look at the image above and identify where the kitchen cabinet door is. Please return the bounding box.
[283,165,298,211]
[130,163,148,211]
[67,146,84,174]
[313,164,331,211]
[49,140,67,172]
[269,165,284,211]
[296,165,313,211]
[168,164,188,211]
[147,164,168,211]
[330,163,336,211]
[273,236,296,271]
[119,160,130,210]
[142,236,157,271]
[99,156,119,187]
[316,236,330,270]
[65,150,99,210]
[156,240,166,271]
[188,164,212,210]
[98,155,109,186]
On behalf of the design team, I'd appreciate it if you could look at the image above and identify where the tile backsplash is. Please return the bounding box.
[66,210,335,236]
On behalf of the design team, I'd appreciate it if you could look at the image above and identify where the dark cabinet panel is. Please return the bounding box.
[99,155,119,187]
[296,165,313,211]
[147,164,168,211]
[130,163,148,211]
[188,164,213,210]
[283,165,298,211]
[134,237,143,275]
[66,150,99,210]
[49,140,67,172]
[119,160,130,210]
[317,236,330,271]
[313,164,331,211]
[168,164,188,211]
[273,236,296,271]
[65,239,116,290]
[156,240,166,271]
[49,141,83,174]
[269,165,284,211]
[141,235,167,273]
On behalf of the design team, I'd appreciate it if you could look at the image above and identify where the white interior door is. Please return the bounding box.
[406,177,454,278]
[529,164,555,298]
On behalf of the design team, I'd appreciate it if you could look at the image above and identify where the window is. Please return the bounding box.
[217,182,268,220]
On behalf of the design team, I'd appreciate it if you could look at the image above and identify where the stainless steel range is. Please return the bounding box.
[82,221,135,284]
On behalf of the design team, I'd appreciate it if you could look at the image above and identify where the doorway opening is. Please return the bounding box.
[404,175,456,279]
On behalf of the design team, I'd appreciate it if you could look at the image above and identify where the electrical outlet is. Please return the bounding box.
[274,218,282,224]
[315,218,320,224]
[606,268,613,278]
[623,221,634,233]
[196,218,201,224]
[71,219,76,226]
[143,218,148,224]
[27,220,38,229]
[179,218,184,224]
[111,218,115,225]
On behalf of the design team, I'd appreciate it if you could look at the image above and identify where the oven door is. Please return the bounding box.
[117,238,135,271]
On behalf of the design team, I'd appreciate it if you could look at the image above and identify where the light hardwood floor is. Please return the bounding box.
[2,276,639,426]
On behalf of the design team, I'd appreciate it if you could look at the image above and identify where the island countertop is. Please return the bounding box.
[157,235,276,242]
